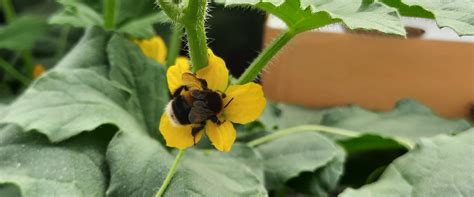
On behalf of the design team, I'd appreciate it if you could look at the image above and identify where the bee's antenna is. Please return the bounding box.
[223,98,234,109]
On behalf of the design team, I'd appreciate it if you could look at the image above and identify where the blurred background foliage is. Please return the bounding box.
[0,0,265,97]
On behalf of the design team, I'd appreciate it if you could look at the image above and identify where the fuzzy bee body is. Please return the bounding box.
[165,73,232,143]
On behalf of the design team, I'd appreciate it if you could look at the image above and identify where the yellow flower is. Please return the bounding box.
[134,36,167,65]
[32,64,45,79]
[160,49,266,152]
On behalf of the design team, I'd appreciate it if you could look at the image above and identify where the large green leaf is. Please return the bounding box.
[49,0,103,27]
[0,68,144,142]
[107,35,168,138]
[106,132,267,196]
[273,99,470,152]
[0,124,113,197]
[0,16,48,51]
[322,99,471,141]
[255,132,345,195]
[382,0,474,35]
[0,29,168,142]
[220,0,406,35]
[341,129,474,196]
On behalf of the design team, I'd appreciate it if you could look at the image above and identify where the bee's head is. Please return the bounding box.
[165,100,182,126]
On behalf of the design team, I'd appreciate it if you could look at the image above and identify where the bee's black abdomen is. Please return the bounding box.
[172,96,192,124]
[205,91,223,113]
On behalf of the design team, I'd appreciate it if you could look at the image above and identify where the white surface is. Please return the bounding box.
[267,15,474,43]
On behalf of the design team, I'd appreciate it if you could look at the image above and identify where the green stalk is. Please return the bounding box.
[0,59,30,85]
[158,0,208,73]
[156,0,181,21]
[155,150,185,197]
[103,0,117,29]
[237,30,296,85]
[1,0,16,24]
[247,124,415,150]
[182,0,208,73]
[166,24,183,68]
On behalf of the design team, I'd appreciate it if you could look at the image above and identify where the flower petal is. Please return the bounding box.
[223,83,266,124]
[196,49,229,92]
[205,121,236,152]
[167,57,190,93]
[159,114,203,150]
[135,36,167,65]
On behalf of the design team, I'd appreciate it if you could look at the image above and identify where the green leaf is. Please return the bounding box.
[322,99,471,141]
[107,35,168,138]
[339,134,405,154]
[0,16,48,50]
[255,131,345,195]
[54,27,110,71]
[273,99,470,152]
[340,129,474,196]
[379,0,434,18]
[51,0,166,38]
[0,124,113,196]
[0,68,145,142]
[116,14,160,38]
[382,0,474,35]
[0,29,169,142]
[277,103,329,129]
[287,149,345,196]
[106,132,267,196]
[221,0,406,35]
[49,0,104,27]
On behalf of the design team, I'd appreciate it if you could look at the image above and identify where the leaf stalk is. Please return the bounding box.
[247,124,415,150]
[237,29,296,84]
[166,24,183,68]
[155,149,185,197]
[103,0,117,29]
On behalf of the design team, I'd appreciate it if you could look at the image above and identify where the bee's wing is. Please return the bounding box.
[188,101,214,123]
[182,73,203,90]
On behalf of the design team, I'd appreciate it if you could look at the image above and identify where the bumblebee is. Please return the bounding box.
[165,73,233,143]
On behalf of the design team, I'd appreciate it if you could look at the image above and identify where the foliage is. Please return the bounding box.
[1,0,473,196]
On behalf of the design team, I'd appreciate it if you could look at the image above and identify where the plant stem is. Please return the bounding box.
[166,24,183,68]
[156,0,181,21]
[155,149,185,197]
[103,0,117,29]
[182,0,208,73]
[237,30,296,85]
[247,124,415,150]
[1,0,16,24]
[0,58,30,85]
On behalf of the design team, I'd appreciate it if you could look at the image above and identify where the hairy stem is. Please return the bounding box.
[166,24,183,68]
[237,30,296,84]
[155,149,185,197]
[247,124,415,150]
[103,0,117,29]
[1,0,15,24]
[182,0,208,73]
[156,0,181,21]
[0,59,30,85]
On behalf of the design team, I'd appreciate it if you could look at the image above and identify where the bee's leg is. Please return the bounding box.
[173,85,188,97]
[210,115,224,125]
[198,79,209,90]
[191,124,205,145]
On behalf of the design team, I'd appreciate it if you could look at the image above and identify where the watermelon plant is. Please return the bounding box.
[0,0,473,196]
